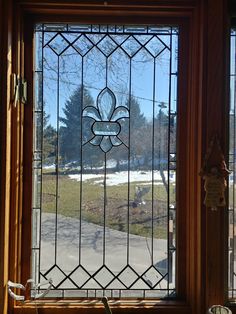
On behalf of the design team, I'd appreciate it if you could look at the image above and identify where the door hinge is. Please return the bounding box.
[11,73,27,107]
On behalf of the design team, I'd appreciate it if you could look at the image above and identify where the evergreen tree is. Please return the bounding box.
[109,96,147,169]
[129,96,147,168]
[155,108,169,168]
[59,86,94,163]
[129,96,146,129]
[43,115,57,164]
[154,107,176,167]
[35,58,57,165]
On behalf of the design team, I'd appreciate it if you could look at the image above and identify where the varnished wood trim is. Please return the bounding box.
[15,0,197,8]
[13,301,191,314]
[0,1,13,314]
[13,0,197,22]
[204,0,230,310]
[183,1,205,313]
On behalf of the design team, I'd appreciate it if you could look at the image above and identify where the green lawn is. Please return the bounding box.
[41,172,175,239]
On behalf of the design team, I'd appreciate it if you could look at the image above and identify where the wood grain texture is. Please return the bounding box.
[204,0,229,311]
[12,301,191,314]
[0,0,13,314]
[21,17,34,292]
[14,0,197,7]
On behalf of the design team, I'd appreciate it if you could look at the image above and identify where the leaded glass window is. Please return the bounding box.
[32,23,178,299]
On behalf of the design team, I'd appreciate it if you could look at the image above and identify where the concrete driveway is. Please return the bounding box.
[38,213,172,295]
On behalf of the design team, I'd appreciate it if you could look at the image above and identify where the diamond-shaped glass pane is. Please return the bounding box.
[44,266,66,287]
[145,36,165,57]
[121,36,141,56]
[70,266,90,287]
[142,266,164,288]
[73,35,93,56]
[94,266,115,287]
[48,34,69,55]
[118,266,139,287]
[97,36,117,56]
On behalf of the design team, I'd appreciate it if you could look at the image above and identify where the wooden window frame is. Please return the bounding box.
[0,1,231,314]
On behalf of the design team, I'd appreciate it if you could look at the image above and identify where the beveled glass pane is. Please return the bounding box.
[32,208,40,248]
[171,34,178,74]
[171,75,178,113]
[231,35,236,75]
[32,249,39,284]
[68,24,91,32]
[148,26,172,34]
[35,32,42,71]
[145,36,166,57]
[33,168,41,210]
[34,72,43,111]
[97,35,117,56]
[97,88,116,120]
[73,35,93,56]
[48,34,69,55]
[34,112,42,152]
[93,121,120,136]
[124,25,147,33]
[44,24,67,31]
[121,37,141,56]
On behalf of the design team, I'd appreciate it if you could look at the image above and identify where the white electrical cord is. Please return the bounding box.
[8,278,53,302]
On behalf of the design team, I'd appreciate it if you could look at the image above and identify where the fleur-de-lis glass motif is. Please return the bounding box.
[82,88,129,153]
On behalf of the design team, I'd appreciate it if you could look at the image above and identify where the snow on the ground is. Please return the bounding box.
[43,164,56,170]
[69,171,175,186]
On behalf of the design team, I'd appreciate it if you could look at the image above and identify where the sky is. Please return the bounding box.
[35,25,178,127]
